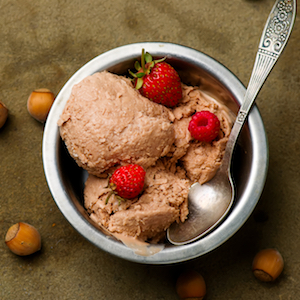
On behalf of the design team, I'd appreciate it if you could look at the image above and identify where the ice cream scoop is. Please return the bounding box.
[167,0,296,245]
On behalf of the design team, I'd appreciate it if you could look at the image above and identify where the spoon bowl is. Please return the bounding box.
[167,172,233,245]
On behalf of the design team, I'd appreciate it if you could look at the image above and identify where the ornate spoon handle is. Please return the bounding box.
[221,0,297,172]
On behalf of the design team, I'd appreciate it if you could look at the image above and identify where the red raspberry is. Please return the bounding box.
[188,111,220,143]
[108,164,146,201]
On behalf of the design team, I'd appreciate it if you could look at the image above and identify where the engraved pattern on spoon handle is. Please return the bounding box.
[240,0,296,116]
[221,0,296,173]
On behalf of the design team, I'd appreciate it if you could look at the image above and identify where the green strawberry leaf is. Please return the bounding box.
[134,61,141,71]
[154,57,166,64]
[145,52,153,64]
[149,61,155,69]
[128,70,137,78]
[136,72,145,78]
[135,78,144,90]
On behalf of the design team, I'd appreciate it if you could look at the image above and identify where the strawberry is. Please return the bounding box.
[106,164,146,203]
[129,49,182,107]
[188,111,220,143]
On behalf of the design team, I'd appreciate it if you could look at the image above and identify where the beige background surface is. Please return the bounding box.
[1,0,300,299]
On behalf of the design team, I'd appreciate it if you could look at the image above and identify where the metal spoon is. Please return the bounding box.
[167,0,296,245]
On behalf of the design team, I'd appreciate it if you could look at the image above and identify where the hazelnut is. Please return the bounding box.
[176,270,206,299]
[5,222,41,256]
[0,101,8,129]
[27,88,55,122]
[252,248,284,282]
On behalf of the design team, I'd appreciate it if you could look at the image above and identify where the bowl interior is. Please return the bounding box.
[43,43,268,264]
[58,55,250,211]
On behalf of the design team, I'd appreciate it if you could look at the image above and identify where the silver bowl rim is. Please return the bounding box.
[42,42,269,264]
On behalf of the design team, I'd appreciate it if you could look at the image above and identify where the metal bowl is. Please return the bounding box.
[42,42,268,264]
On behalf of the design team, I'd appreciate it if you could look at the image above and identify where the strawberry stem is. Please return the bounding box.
[141,48,146,71]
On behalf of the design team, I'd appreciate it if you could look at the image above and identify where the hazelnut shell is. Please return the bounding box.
[252,248,284,282]
[176,270,206,299]
[5,222,41,256]
[27,88,55,122]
